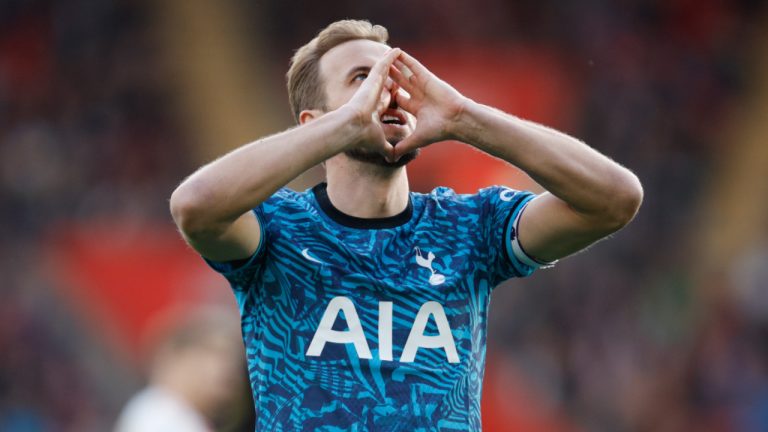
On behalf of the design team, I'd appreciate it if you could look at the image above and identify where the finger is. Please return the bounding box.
[363,48,401,92]
[389,64,416,94]
[385,144,397,163]
[394,60,417,86]
[394,88,416,113]
[363,127,396,162]
[376,74,397,113]
[377,135,397,163]
[376,88,392,115]
[352,49,400,110]
[384,76,394,91]
[397,51,430,78]
[378,78,402,115]
[394,131,428,159]
[394,60,413,78]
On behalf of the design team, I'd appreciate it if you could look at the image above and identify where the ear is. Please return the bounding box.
[299,109,324,125]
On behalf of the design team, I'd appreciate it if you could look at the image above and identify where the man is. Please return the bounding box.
[170,20,642,431]
[114,309,251,432]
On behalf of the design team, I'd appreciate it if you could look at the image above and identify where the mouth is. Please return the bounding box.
[380,109,407,126]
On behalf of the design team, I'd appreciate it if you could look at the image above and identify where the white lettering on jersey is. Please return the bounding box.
[378,301,393,361]
[401,301,459,363]
[306,296,372,359]
[306,297,459,364]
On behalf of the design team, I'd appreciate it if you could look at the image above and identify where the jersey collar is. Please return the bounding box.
[312,182,413,229]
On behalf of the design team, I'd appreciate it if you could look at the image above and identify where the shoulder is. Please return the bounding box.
[413,185,525,209]
[262,187,309,207]
[255,186,325,238]
[411,186,536,230]
[259,187,315,217]
[413,186,470,204]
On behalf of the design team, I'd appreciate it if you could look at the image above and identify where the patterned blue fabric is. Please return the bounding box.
[206,184,537,431]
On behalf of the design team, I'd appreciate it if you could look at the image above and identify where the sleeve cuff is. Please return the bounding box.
[203,208,266,275]
[507,201,557,269]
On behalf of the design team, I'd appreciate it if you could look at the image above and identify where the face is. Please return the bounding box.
[317,39,418,167]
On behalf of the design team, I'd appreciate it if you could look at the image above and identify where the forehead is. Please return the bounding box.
[319,39,390,83]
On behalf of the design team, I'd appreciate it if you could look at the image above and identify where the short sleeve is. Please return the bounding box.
[478,186,552,285]
[202,208,267,290]
[201,187,295,290]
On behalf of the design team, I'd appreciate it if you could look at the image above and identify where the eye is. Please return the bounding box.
[352,72,368,82]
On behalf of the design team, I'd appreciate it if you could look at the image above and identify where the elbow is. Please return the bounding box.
[169,180,219,240]
[603,170,643,231]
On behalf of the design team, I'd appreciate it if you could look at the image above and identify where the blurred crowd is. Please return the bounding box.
[0,0,195,429]
[1,0,767,430]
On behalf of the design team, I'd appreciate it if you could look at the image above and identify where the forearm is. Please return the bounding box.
[451,100,641,222]
[171,107,359,231]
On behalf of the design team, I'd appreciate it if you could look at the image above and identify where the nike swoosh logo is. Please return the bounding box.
[301,248,324,265]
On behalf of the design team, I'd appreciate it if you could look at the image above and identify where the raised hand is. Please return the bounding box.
[389,51,469,160]
[342,47,402,162]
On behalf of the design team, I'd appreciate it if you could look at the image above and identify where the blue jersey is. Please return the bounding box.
[205,183,546,431]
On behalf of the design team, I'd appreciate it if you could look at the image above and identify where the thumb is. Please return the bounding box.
[377,87,392,115]
[393,130,428,160]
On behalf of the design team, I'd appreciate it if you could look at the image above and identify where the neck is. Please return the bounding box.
[325,156,410,218]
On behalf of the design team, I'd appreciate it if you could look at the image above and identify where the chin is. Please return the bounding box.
[344,148,421,168]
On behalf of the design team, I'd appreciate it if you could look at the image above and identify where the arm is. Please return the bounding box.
[450,104,643,262]
[170,48,402,261]
[390,52,643,262]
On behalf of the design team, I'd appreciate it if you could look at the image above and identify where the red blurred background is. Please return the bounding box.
[1,0,767,430]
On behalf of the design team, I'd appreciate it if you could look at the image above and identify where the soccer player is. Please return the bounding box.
[170,20,642,431]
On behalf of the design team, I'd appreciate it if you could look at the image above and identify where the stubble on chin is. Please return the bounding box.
[344,146,420,168]
[344,125,420,168]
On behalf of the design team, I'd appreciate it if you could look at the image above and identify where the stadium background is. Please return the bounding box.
[1,0,767,430]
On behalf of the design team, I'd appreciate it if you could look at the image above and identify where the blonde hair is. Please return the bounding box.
[286,20,389,123]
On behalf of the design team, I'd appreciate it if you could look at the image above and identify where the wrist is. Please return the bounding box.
[329,105,369,151]
[445,96,477,142]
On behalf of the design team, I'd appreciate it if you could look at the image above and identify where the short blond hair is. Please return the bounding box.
[286,20,389,123]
